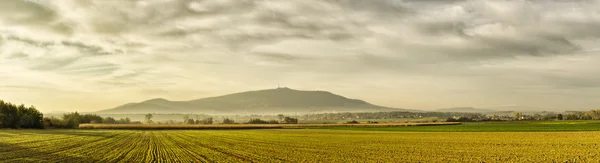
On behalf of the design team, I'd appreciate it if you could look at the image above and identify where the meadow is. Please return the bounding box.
[2,121,600,162]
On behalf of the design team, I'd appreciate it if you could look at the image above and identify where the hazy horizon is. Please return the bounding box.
[2,0,600,112]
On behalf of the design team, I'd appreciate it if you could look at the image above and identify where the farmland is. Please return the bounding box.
[3,123,600,162]
[316,121,600,132]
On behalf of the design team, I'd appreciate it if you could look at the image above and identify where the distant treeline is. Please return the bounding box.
[300,111,487,121]
[247,117,298,124]
[517,110,600,121]
[0,100,44,129]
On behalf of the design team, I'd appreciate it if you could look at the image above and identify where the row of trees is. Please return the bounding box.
[302,111,487,121]
[561,110,600,120]
[247,117,298,124]
[446,110,600,122]
[45,112,136,128]
[0,100,44,129]
[144,114,236,124]
[183,116,214,124]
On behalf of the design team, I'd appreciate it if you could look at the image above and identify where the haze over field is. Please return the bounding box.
[1,0,600,112]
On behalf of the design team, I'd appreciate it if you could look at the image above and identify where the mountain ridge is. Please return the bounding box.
[98,88,411,114]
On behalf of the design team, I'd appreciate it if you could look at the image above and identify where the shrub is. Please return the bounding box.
[346,120,360,124]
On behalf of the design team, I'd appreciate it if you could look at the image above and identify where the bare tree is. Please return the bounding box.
[145,114,154,124]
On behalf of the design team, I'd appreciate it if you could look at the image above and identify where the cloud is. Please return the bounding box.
[1,0,599,111]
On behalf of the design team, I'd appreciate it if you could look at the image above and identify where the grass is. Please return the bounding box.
[1,129,600,162]
[313,121,600,132]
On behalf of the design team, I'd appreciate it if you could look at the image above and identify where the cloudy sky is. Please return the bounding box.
[1,0,599,112]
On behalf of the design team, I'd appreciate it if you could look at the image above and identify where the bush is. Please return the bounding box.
[346,120,360,124]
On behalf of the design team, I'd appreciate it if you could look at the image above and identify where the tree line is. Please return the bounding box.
[246,116,298,124]
[301,111,487,121]
[44,112,136,129]
[0,100,44,129]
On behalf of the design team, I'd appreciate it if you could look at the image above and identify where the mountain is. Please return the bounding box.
[435,107,496,113]
[98,87,410,114]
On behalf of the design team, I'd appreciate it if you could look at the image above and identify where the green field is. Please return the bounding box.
[317,121,600,132]
[2,122,600,162]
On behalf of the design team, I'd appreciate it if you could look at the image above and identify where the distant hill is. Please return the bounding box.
[98,87,410,114]
[435,107,496,113]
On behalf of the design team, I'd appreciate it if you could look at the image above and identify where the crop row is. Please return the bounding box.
[1,129,600,162]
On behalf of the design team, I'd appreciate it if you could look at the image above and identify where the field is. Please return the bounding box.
[316,121,600,132]
[2,121,600,162]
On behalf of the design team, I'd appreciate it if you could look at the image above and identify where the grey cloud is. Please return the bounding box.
[339,0,414,16]
[4,35,54,48]
[6,53,29,60]
[0,0,73,35]
[0,0,56,24]
[58,63,119,76]
[29,57,80,71]
[3,0,600,111]
[1,35,124,56]
[253,52,309,62]
[61,40,123,55]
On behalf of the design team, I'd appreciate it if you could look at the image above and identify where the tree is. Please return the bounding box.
[283,117,298,124]
[222,118,234,124]
[248,119,269,124]
[0,100,43,129]
[556,114,563,120]
[117,118,131,124]
[183,115,190,124]
[145,114,154,124]
[200,117,213,124]
[277,114,285,122]
[62,112,81,128]
[0,112,4,126]
[81,114,103,124]
[103,117,116,124]
[513,112,523,121]
[187,119,195,124]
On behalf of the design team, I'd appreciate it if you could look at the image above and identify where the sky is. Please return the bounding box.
[1,0,600,112]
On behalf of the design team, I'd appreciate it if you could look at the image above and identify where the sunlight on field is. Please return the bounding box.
[1,129,600,162]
